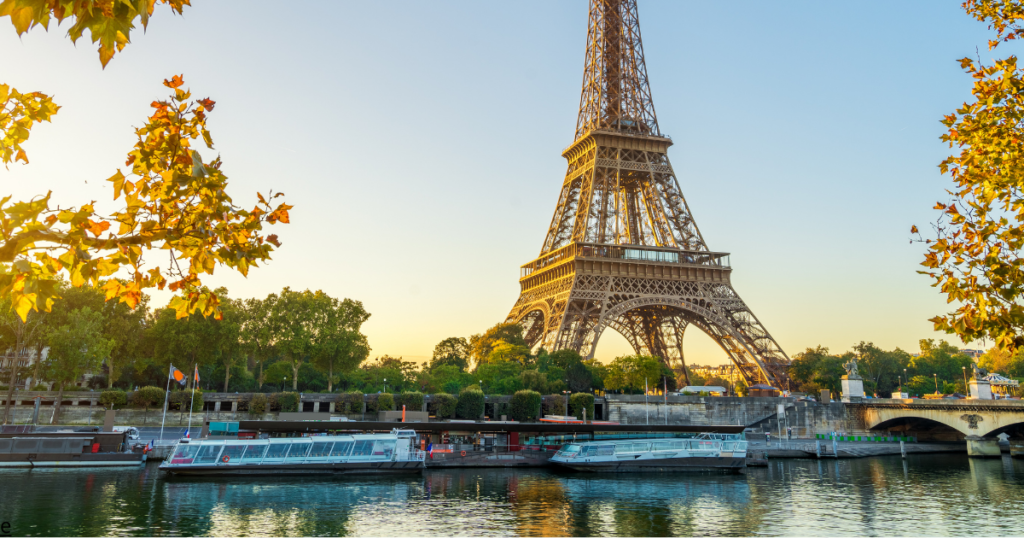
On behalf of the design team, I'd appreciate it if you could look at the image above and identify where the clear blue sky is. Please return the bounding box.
[1,1,999,365]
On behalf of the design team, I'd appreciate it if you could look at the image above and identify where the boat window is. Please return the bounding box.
[264,443,290,459]
[331,441,353,458]
[613,444,631,454]
[170,444,199,464]
[309,442,333,458]
[43,440,65,450]
[241,444,267,461]
[594,445,615,456]
[651,441,672,451]
[351,440,374,457]
[632,443,649,453]
[737,441,747,450]
[194,444,224,464]
[373,440,396,458]
[563,445,582,453]
[14,440,38,451]
[287,443,311,459]
[221,444,246,461]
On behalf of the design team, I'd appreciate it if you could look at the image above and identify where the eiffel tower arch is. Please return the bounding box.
[506,0,792,388]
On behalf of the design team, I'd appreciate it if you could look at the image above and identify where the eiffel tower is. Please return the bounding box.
[506,0,791,387]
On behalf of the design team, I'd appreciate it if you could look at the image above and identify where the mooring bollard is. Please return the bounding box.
[815,440,822,458]
[832,436,839,458]
[900,440,906,459]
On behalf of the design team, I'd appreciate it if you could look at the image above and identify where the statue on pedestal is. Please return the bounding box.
[971,364,988,380]
[843,357,861,380]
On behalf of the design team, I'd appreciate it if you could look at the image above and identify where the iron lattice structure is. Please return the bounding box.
[507,0,791,388]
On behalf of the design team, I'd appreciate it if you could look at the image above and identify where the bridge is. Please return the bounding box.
[851,399,1024,456]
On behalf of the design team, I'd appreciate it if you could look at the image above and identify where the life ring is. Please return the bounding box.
[460,450,466,457]
[222,455,230,463]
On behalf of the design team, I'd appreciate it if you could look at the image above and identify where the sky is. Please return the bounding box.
[0,1,1004,366]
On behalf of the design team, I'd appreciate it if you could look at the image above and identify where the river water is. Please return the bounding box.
[1,454,1023,536]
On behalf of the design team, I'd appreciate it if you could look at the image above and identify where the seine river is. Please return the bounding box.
[1,454,1023,536]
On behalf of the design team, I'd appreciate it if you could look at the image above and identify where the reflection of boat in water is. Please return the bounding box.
[550,433,747,473]
[160,429,425,476]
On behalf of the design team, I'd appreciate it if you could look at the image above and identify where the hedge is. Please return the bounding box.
[276,391,299,412]
[430,393,457,419]
[510,390,542,422]
[248,393,268,415]
[336,391,364,414]
[569,393,595,421]
[131,386,165,411]
[396,391,424,411]
[542,394,566,417]
[456,385,484,419]
[170,389,203,412]
[99,390,127,409]
[378,393,394,412]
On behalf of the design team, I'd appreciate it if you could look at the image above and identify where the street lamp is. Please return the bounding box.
[383,378,387,393]
[962,366,969,398]
[898,376,903,397]
[933,373,939,394]
[562,390,571,417]
[282,376,287,392]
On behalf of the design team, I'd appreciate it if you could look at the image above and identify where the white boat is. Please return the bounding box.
[550,433,748,473]
[159,429,425,476]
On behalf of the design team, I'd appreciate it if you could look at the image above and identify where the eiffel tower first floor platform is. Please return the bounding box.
[506,242,792,388]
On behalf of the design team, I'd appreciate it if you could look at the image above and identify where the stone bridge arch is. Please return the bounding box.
[858,402,1024,455]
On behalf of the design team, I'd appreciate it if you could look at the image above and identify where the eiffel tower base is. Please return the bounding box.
[508,267,790,388]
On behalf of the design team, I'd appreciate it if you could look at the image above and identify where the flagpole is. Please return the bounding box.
[187,364,196,438]
[160,364,171,444]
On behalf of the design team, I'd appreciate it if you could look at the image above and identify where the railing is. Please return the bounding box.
[521,242,730,277]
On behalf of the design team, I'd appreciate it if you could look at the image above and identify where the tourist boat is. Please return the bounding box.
[159,429,426,476]
[550,433,747,473]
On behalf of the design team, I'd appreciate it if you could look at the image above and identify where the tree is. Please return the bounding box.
[0,76,291,324]
[565,360,593,392]
[0,298,46,424]
[310,297,371,392]
[485,340,533,367]
[0,83,58,166]
[267,288,321,391]
[239,295,276,389]
[430,337,469,371]
[853,341,912,395]
[909,339,973,386]
[604,355,663,394]
[469,322,527,368]
[45,307,114,421]
[980,346,1024,377]
[0,0,192,67]
[787,347,845,396]
[915,0,1024,351]
[148,305,216,385]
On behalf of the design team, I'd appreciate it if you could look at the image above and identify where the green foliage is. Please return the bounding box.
[377,392,395,412]
[430,393,457,419]
[475,361,524,395]
[542,394,566,416]
[456,385,484,419]
[248,393,268,416]
[547,349,584,369]
[787,347,847,395]
[510,390,542,422]
[308,296,372,392]
[469,322,527,368]
[430,336,470,371]
[99,389,126,409]
[31,384,47,391]
[46,307,114,392]
[604,355,664,394]
[132,386,164,410]
[565,360,593,392]
[906,375,938,397]
[396,391,424,411]
[170,389,203,412]
[485,340,533,368]
[428,364,472,394]
[519,370,549,393]
[336,391,364,414]
[276,391,299,412]
[569,392,595,421]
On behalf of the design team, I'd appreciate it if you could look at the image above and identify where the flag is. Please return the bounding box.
[184,428,190,438]
[194,365,200,384]
[169,365,186,386]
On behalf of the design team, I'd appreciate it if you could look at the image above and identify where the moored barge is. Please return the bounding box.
[159,429,425,476]
[550,433,747,473]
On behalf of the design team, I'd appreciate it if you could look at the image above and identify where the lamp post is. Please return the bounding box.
[963,366,969,398]
[933,373,939,394]
[282,376,287,392]
[562,390,571,417]
[383,378,387,393]
[898,376,902,398]
[903,369,908,388]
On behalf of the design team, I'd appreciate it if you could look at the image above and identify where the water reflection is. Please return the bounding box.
[1,455,1024,536]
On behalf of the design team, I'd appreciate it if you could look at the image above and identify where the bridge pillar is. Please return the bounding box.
[1009,441,1024,458]
[966,436,1000,457]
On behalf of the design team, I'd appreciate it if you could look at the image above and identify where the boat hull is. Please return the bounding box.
[552,456,746,473]
[0,453,145,468]
[161,460,424,476]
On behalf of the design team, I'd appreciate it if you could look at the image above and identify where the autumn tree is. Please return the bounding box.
[0,76,291,325]
[44,307,114,422]
[916,0,1024,350]
[0,0,192,67]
